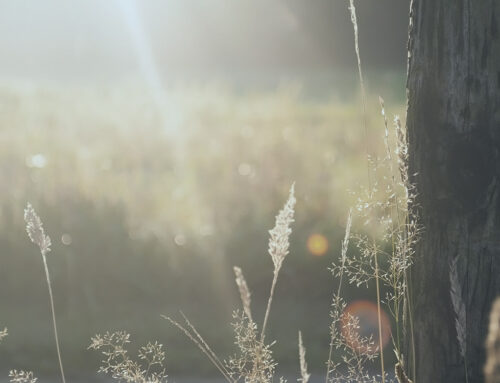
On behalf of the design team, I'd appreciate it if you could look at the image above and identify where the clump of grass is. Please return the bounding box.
[162,184,295,383]
[327,211,387,383]
[225,311,277,383]
[24,203,66,383]
[89,331,167,383]
[329,98,420,382]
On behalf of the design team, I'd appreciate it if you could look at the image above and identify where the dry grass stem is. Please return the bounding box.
[162,314,232,383]
[24,203,66,383]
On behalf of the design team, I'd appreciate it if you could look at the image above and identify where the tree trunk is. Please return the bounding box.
[406,1,500,382]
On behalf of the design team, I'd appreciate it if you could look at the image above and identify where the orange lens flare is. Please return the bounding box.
[307,234,329,256]
[341,300,391,355]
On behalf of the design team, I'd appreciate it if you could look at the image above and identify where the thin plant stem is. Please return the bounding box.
[374,251,386,383]
[163,315,232,383]
[42,253,66,383]
[405,270,416,382]
[348,1,385,380]
[260,272,279,342]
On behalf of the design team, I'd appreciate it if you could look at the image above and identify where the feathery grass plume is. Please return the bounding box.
[89,331,167,383]
[268,183,296,275]
[24,203,66,383]
[24,203,51,256]
[9,370,38,383]
[485,298,500,383]
[298,331,310,383]
[261,183,296,340]
[234,266,253,322]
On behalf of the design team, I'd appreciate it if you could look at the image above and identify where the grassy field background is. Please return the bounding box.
[0,72,406,378]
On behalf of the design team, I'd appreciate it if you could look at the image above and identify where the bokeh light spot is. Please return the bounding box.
[307,234,329,256]
[26,154,47,168]
[238,163,252,176]
[61,233,72,246]
[341,300,391,355]
[174,234,187,246]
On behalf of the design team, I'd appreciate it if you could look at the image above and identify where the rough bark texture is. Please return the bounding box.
[406,1,500,382]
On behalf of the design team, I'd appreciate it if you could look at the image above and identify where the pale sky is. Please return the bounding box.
[0,0,409,84]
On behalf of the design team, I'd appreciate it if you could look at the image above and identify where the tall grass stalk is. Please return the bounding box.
[348,1,385,380]
[24,203,66,383]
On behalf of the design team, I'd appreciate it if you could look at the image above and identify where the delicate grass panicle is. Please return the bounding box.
[89,331,167,383]
[234,266,253,322]
[24,203,51,256]
[268,183,296,275]
[485,298,500,383]
[24,203,66,383]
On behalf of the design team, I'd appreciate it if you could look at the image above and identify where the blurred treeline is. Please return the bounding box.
[0,77,404,377]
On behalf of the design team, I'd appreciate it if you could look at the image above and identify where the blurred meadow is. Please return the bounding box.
[0,0,410,380]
